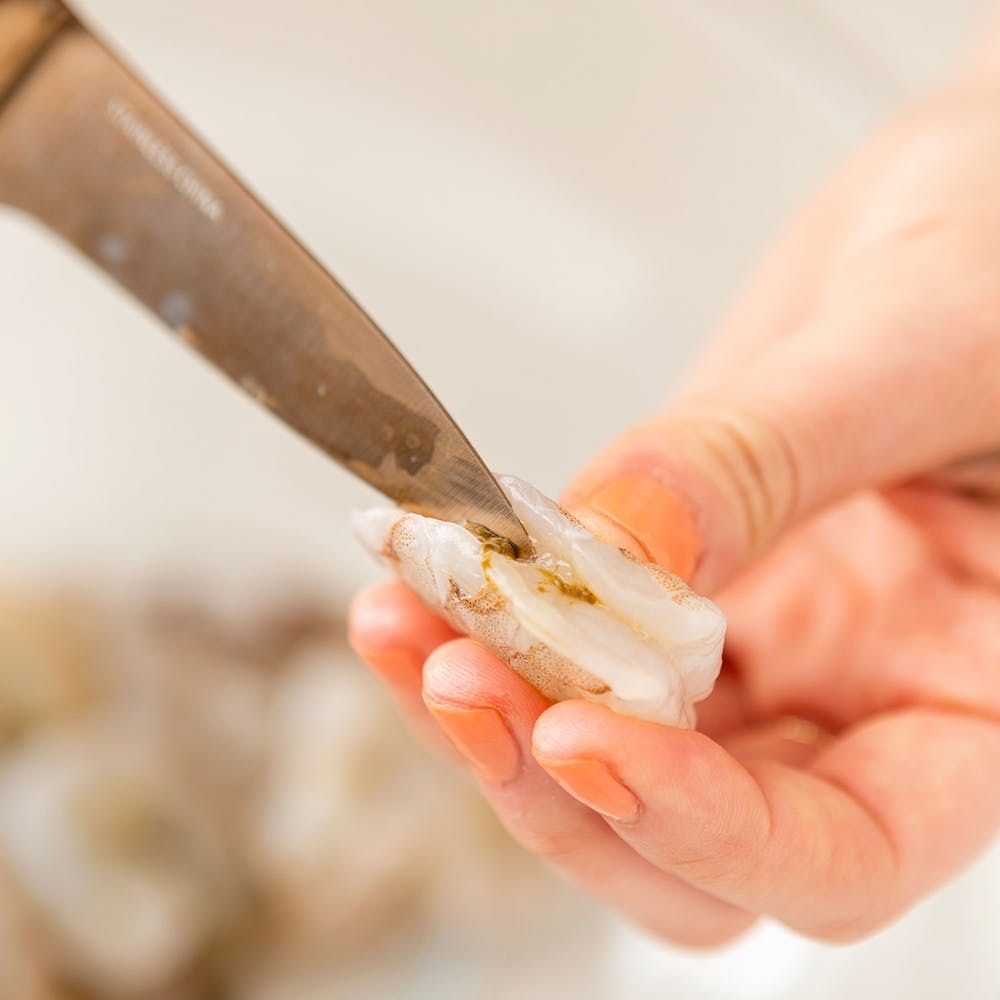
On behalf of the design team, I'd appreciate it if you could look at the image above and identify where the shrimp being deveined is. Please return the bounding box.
[354,476,725,727]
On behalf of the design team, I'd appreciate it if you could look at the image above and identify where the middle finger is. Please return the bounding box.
[422,638,755,947]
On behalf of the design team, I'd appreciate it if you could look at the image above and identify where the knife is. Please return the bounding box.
[0,0,530,556]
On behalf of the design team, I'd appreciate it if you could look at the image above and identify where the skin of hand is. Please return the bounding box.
[349,54,1000,946]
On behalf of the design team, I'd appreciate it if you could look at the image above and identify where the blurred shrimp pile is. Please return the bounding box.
[0,589,600,999]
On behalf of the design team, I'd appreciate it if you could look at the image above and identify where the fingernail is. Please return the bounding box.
[426,703,520,784]
[352,645,423,688]
[537,757,640,823]
[583,474,700,580]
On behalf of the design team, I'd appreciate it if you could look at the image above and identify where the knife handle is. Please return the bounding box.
[0,0,72,120]
[0,1,75,211]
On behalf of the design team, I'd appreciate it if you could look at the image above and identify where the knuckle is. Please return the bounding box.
[667,841,752,888]
[515,824,590,866]
[691,406,802,556]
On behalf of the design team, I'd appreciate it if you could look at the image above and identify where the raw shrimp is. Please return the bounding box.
[354,476,725,727]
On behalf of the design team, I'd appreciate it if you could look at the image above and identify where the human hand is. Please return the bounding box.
[349,64,1000,945]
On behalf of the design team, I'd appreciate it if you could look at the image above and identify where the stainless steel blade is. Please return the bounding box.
[0,1,530,554]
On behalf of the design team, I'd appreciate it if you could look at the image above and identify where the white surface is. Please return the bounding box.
[1,0,899,601]
[1,2,998,997]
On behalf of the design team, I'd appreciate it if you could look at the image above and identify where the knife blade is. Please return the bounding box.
[0,0,531,555]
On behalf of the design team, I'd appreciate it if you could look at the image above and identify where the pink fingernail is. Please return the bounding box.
[351,644,423,687]
[537,757,640,823]
[426,703,520,784]
[582,474,701,580]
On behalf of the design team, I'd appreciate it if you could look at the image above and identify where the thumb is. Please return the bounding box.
[562,309,1000,592]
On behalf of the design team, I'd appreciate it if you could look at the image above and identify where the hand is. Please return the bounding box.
[349,61,1000,946]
